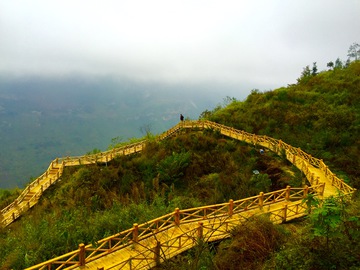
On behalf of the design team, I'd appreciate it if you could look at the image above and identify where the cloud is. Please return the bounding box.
[0,0,359,89]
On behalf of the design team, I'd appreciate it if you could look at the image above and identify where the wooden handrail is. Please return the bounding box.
[25,185,319,270]
[1,120,356,269]
[1,120,355,227]
[25,185,324,270]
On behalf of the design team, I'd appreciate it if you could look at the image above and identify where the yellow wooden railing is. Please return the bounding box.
[0,120,356,269]
[25,184,324,270]
[183,120,354,195]
[0,141,146,228]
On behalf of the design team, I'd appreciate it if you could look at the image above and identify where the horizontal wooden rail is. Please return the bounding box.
[2,120,355,269]
[25,185,324,270]
[2,120,354,229]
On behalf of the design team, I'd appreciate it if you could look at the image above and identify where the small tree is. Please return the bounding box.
[297,65,312,83]
[334,58,343,69]
[303,193,320,214]
[311,62,318,76]
[327,61,334,70]
[302,65,311,77]
[309,196,343,249]
[347,42,360,61]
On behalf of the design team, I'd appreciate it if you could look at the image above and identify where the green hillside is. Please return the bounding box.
[0,61,359,269]
[204,60,360,189]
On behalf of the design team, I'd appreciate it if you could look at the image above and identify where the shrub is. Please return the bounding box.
[214,216,287,270]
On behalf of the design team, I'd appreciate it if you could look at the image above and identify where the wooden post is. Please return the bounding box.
[174,208,180,225]
[310,173,314,185]
[197,222,203,239]
[133,223,139,242]
[278,140,282,154]
[79,243,85,266]
[228,199,234,217]
[285,186,291,201]
[154,241,161,266]
[283,204,288,222]
[303,185,309,198]
[320,183,326,197]
[259,192,264,209]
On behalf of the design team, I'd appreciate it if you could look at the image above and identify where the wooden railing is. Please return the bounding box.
[0,160,65,226]
[188,120,355,195]
[0,141,146,228]
[1,120,356,269]
[0,120,355,225]
[25,184,323,270]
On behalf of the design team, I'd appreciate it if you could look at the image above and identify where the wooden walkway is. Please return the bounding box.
[0,120,355,270]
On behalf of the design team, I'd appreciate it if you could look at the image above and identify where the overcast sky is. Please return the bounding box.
[1,0,359,91]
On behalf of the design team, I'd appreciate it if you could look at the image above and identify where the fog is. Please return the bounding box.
[0,0,359,188]
[1,0,359,93]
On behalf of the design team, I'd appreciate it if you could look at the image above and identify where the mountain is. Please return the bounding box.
[0,61,359,269]
[0,76,242,189]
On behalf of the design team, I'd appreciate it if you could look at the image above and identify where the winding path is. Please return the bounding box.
[0,120,355,270]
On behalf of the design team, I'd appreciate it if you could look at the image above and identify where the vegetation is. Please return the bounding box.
[0,188,21,210]
[0,130,299,268]
[202,60,360,190]
[156,216,289,270]
[158,197,360,270]
[0,55,359,268]
[267,196,360,270]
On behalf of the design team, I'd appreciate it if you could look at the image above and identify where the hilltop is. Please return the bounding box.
[0,61,359,269]
[204,60,360,189]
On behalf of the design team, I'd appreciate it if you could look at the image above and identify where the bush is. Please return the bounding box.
[214,216,287,270]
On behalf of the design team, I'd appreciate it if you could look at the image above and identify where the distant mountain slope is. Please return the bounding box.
[0,76,236,188]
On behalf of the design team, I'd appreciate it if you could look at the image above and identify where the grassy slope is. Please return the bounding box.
[0,130,299,269]
[0,61,359,269]
[206,61,360,189]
